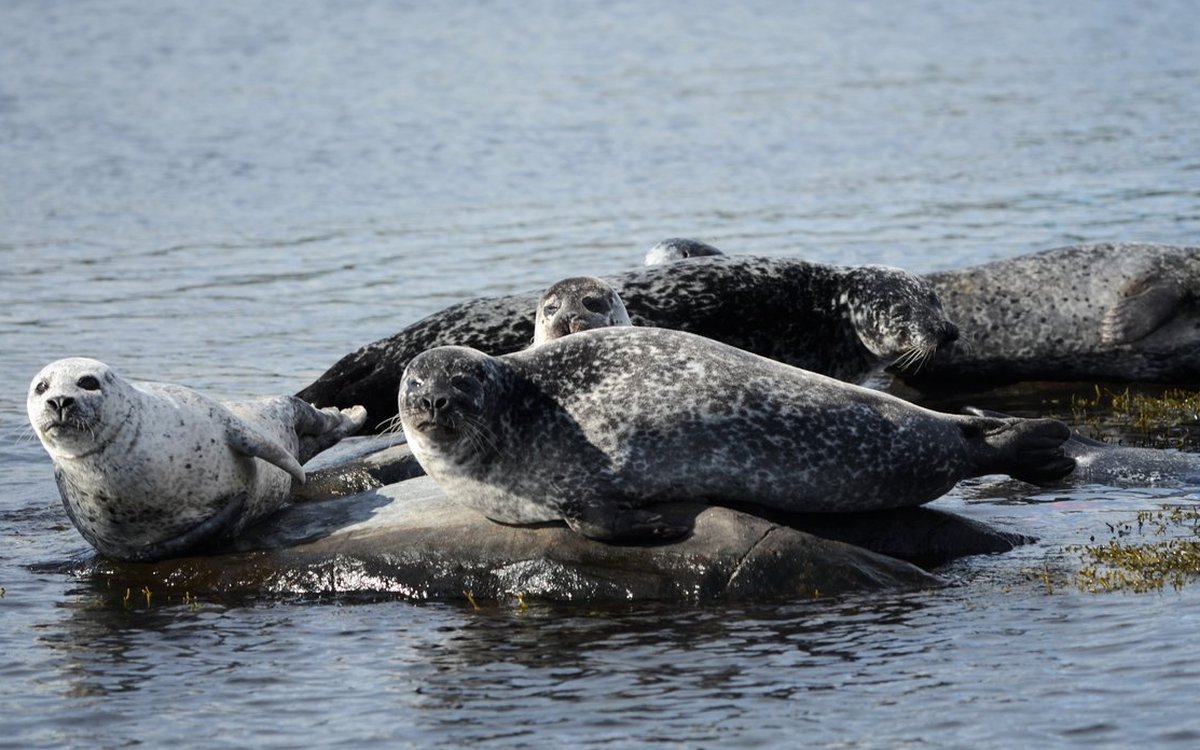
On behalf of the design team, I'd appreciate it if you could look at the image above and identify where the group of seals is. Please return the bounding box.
[297,256,960,431]
[399,327,1072,542]
[643,239,1200,388]
[27,357,365,561]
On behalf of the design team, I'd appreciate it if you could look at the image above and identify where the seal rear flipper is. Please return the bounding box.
[562,502,693,543]
[117,493,248,562]
[968,416,1075,485]
[1101,277,1187,344]
[291,398,369,464]
[225,419,306,484]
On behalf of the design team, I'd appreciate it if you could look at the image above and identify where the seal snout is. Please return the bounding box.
[46,395,76,421]
[939,321,960,346]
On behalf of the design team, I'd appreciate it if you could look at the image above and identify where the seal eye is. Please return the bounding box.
[582,296,608,314]
[77,375,101,391]
[542,302,560,317]
[449,375,476,395]
[34,381,49,396]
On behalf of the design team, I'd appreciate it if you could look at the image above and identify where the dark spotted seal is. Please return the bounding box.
[903,243,1200,390]
[299,256,960,432]
[398,327,1071,541]
[644,240,1200,389]
[533,276,631,346]
[27,357,366,561]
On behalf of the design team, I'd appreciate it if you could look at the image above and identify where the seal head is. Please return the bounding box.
[644,238,725,265]
[533,276,632,346]
[841,265,960,373]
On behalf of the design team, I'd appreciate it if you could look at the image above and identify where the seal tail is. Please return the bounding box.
[963,412,1074,485]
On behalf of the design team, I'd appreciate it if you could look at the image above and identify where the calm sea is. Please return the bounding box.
[2,1,1199,747]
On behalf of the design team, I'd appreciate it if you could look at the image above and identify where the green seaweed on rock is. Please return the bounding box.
[1072,506,1200,593]
[1069,386,1200,449]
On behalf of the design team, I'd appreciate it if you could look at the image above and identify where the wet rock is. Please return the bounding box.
[85,477,945,604]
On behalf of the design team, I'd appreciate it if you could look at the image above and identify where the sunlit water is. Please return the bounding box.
[2,1,1199,747]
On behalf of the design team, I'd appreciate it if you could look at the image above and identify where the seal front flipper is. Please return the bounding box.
[562,500,693,543]
[224,417,306,483]
[1100,277,1187,344]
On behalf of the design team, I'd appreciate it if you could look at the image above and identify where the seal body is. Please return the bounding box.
[398,327,1071,541]
[902,243,1200,389]
[299,256,959,432]
[533,276,631,346]
[27,357,365,561]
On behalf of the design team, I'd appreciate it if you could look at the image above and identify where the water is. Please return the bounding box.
[2,0,1199,746]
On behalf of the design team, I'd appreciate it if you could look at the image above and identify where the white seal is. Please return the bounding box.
[27,357,366,561]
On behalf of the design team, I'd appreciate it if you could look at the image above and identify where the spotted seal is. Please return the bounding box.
[644,240,1200,389]
[298,256,959,432]
[905,243,1200,389]
[533,276,631,346]
[398,327,1071,541]
[27,357,366,561]
[644,237,725,265]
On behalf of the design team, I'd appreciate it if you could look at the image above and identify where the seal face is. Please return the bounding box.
[533,276,631,346]
[399,328,1072,542]
[27,357,365,561]
[905,243,1200,389]
[299,256,959,432]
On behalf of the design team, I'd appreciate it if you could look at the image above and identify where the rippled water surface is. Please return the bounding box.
[2,1,1199,747]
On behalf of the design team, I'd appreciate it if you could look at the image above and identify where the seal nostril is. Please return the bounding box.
[48,396,75,413]
[434,397,449,410]
[942,323,960,344]
[420,397,433,411]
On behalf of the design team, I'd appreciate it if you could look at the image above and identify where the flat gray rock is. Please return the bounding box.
[84,476,948,604]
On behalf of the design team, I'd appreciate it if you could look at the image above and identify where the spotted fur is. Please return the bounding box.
[299,256,958,432]
[399,328,1072,542]
[904,243,1200,389]
[27,357,366,561]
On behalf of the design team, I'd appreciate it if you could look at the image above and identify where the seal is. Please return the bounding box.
[642,240,1200,389]
[532,276,631,346]
[398,327,1072,542]
[644,237,725,265]
[27,357,366,562]
[298,256,960,432]
[904,243,1200,389]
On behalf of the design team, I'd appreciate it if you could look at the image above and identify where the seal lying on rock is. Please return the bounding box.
[297,256,959,433]
[643,240,1200,388]
[399,327,1073,542]
[27,357,366,561]
[908,243,1200,390]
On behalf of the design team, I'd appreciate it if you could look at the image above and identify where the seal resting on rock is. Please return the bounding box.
[533,276,631,346]
[906,243,1200,390]
[399,327,1073,542]
[642,239,1200,388]
[27,357,366,562]
[298,256,960,432]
